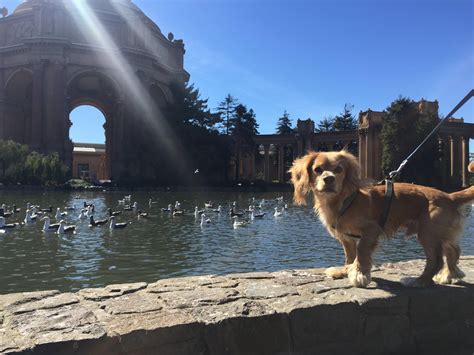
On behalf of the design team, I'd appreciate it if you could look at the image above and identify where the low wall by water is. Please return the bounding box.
[1,257,473,355]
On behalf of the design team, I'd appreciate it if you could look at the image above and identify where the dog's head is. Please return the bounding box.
[289,151,361,205]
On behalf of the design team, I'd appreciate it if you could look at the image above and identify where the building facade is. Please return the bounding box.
[0,0,188,181]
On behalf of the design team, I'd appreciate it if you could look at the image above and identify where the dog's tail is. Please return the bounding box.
[451,186,474,206]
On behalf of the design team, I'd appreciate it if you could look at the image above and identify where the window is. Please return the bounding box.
[78,163,90,178]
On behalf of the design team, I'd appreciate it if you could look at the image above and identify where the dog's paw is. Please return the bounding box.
[348,264,371,288]
[433,267,465,285]
[325,266,348,279]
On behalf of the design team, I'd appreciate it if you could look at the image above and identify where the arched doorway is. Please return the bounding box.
[66,71,121,180]
[69,105,108,181]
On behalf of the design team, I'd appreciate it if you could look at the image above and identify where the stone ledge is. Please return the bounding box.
[1,258,474,355]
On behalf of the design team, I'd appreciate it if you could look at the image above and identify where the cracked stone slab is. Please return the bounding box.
[237,279,299,299]
[158,287,241,309]
[6,293,80,315]
[78,282,147,301]
[100,292,164,315]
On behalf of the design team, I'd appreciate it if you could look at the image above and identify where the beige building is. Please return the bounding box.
[72,143,107,181]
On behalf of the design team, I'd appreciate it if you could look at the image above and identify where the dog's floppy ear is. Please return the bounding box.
[289,152,317,205]
[469,161,474,173]
[339,150,361,187]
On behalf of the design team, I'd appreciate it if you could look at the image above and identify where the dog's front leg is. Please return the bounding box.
[326,236,357,279]
[348,234,378,288]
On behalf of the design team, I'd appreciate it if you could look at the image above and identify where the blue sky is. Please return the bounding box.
[4,0,473,149]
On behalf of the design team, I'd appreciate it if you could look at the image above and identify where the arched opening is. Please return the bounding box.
[69,105,108,181]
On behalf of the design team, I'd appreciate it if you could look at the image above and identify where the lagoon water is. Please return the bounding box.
[0,190,473,294]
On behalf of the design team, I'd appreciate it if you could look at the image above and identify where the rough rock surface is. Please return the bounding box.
[1,257,474,355]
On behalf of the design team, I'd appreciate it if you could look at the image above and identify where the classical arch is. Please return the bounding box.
[0,0,189,182]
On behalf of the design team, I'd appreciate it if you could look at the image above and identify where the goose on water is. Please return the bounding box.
[232,216,247,229]
[41,216,60,232]
[55,208,68,221]
[274,207,283,217]
[24,209,37,224]
[137,211,149,218]
[89,215,108,227]
[251,211,265,220]
[56,220,76,234]
[0,206,13,218]
[230,208,244,217]
[0,216,19,229]
[40,206,53,213]
[173,209,184,216]
[200,214,211,227]
[194,206,205,218]
[148,199,158,207]
[109,216,129,229]
[204,201,213,209]
[108,208,122,216]
[78,210,88,220]
[162,204,173,212]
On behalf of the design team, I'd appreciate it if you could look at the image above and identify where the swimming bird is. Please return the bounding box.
[274,207,283,217]
[284,203,288,210]
[24,209,37,224]
[78,210,88,220]
[12,205,21,213]
[109,216,128,229]
[232,216,247,229]
[123,204,133,211]
[0,206,13,218]
[56,220,76,234]
[55,208,68,220]
[251,211,265,220]
[161,204,173,212]
[204,201,213,209]
[194,206,205,218]
[0,216,19,229]
[132,202,138,210]
[276,196,284,202]
[148,198,158,207]
[175,201,181,210]
[64,204,76,211]
[173,209,184,216]
[200,214,211,227]
[137,210,149,218]
[40,206,53,213]
[212,205,222,213]
[41,216,60,232]
[89,215,108,227]
[108,208,122,217]
[230,208,244,217]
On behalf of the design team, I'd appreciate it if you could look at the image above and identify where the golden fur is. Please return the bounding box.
[469,161,474,173]
[290,150,474,288]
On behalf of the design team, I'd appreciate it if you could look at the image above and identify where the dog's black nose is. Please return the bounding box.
[323,176,335,185]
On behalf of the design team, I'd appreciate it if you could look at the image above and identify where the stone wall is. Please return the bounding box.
[1,257,474,355]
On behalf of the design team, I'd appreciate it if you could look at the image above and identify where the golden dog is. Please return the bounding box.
[290,150,474,288]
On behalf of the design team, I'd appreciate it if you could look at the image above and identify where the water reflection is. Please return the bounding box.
[0,190,472,294]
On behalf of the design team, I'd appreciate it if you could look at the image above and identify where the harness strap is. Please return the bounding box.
[378,179,394,229]
[339,190,358,218]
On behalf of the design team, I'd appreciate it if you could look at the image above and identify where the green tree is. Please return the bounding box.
[380,97,440,185]
[217,94,239,134]
[0,140,28,182]
[275,110,294,135]
[316,117,335,132]
[333,104,357,131]
[229,104,259,179]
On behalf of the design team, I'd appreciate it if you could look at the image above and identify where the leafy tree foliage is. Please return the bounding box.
[380,97,440,186]
[0,140,69,185]
[316,117,335,132]
[333,104,357,131]
[275,110,294,135]
[217,94,239,134]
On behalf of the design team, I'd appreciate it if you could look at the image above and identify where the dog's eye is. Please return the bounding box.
[334,166,343,174]
[314,167,323,174]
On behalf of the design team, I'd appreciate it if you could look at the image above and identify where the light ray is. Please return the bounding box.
[65,0,191,181]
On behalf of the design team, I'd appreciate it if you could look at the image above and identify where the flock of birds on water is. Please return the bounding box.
[0,194,290,235]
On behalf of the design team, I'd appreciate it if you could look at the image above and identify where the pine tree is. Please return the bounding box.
[333,104,357,131]
[316,117,335,132]
[276,110,293,135]
[380,97,440,186]
[217,94,239,134]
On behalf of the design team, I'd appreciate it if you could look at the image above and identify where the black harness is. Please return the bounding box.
[332,180,394,239]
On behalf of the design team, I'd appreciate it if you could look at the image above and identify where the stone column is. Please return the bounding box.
[0,94,5,140]
[250,146,256,181]
[449,135,455,178]
[296,136,303,157]
[462,136,468,187]
[278,145,284,183]
[264,144,270,183]
[31,61,45,151]
[365,130,371,179]
[358,130,366,179]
